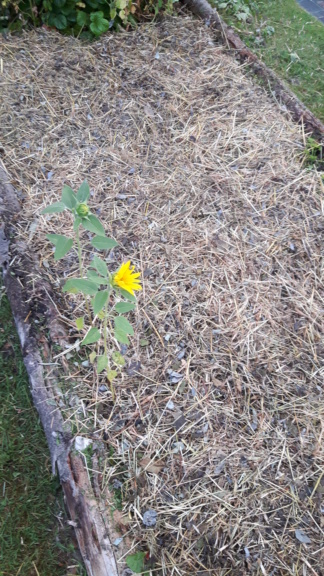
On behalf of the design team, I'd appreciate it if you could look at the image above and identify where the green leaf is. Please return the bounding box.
[107,369,118,382]
[76,317,84,330]
[115,302,135,313]
[41,202,66,214]
[76,181,90,202]
[93,290,109,315]
[53,236,73,261]
[110,7,116,19]
[90,11,109,36]
[63,278,98,296]
[112,351,125,366]
[116,0,127,8]
[126,552,146,574]
[115,316,134,336]
[61,0,76,15]
[76,10,90,26]
[118,288,136,302]
[82,214,106,237]
[46,233,63,246]
[87,270,105,285]
[61,185,77,210]
[114,329,129,345]
[81,327,101,346]
[91,236,118,250]
[53,0,66,7]
[92,255,108,277]
[97,354,108,374]
[49,13,68,29]
[140,338,149,347]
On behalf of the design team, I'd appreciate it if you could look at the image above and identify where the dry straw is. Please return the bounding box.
[0,15,323,575]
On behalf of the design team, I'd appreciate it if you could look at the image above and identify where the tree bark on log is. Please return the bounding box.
[0,163,120,576]
[183,0,324,140]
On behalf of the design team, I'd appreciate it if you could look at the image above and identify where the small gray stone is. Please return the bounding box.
[143,509,157,527]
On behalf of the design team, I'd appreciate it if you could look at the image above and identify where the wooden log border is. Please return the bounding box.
[183,0,324,140]
[0,163,120,576]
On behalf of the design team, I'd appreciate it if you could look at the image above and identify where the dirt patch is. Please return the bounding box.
[1,16,324,575]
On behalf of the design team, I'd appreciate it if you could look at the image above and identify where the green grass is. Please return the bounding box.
[213,0,324,122]
[0,287,85,576]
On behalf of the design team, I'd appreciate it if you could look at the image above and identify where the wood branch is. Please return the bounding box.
[0,162,120,576]
[182,0,324,139]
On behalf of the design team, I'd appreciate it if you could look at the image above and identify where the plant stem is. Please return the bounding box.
[103,294,109,357]
[103,284,115,402]
[76,226,83,277]
[76,225,91,322]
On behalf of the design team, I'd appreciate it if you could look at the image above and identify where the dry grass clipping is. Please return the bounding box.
[1,16,324,576]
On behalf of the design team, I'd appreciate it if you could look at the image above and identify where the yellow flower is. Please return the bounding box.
[113,261,141,295]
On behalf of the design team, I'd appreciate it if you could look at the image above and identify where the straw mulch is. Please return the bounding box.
[1,16,323,576]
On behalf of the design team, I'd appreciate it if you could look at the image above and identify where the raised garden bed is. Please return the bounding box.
[1,12,324,576]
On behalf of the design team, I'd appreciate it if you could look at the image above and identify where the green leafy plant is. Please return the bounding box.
[42,181,142,399]
[0,0,177,35]
[211,0,255,22]
[303,137,324,169]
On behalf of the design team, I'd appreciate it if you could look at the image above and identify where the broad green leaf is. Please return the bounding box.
[53,236,73,261]
[91,236,118,250]
[81,327,101,346]
[46,233,63,246]
[115,316,134,336]
[110,7,116,19]
[76,180,90,202]
[63,278,98,296]
[89,351,96,363]
[61,185,77,209]
[112,351,125,366]
[90,11,109,36]
[76,317,84,331]
[61,0,76,15]
[97,354,108,374]
[87,270,105,285]
[41,202,65,214]
[76,10,90,26]
[98,310,105,320]
[115,302,135,313]
[92,255,108,277]
[116,0,127,8]
[107,369,118,382]
[49,12,68,29]
[118,288,136,302]
[114,328,129,345]
[126,552,146,574]
[93,290,109,315]
[82,214,105,237]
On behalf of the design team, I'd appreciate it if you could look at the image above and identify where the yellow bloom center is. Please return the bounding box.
[76,203,89,217]
[113,261,141,296]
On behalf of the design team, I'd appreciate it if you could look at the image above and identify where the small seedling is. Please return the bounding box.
[303,137,323,169]
[42,181,141,399]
